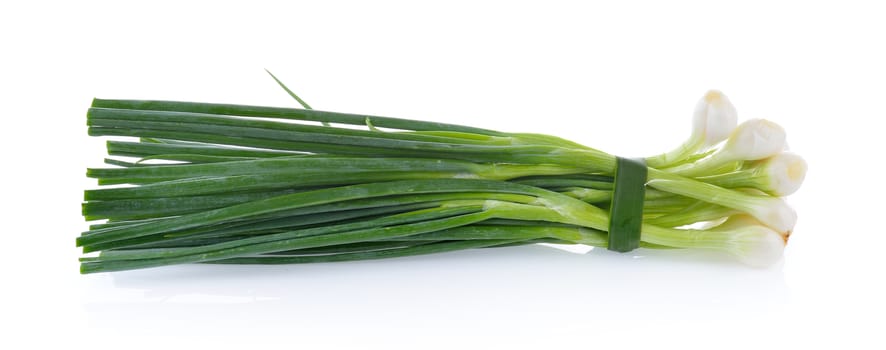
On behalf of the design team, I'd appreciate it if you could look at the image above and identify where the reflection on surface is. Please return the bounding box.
[81,245,787,336]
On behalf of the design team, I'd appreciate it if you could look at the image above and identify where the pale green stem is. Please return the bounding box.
[646,203,738,228]
[640,224,735,250]
[645,137,704,168]
[645,169,794,232]
[695,169,771,194]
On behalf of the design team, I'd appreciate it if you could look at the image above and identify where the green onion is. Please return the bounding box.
[79,77,806,273]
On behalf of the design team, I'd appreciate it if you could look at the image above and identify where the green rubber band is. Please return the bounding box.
[607,157,647,252]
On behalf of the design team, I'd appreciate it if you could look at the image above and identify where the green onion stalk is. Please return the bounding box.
[79,74,806,273]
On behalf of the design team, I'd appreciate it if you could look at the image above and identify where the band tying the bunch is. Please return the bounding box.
[607,157,648,252]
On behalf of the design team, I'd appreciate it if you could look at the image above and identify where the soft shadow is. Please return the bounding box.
[80,245,788,334]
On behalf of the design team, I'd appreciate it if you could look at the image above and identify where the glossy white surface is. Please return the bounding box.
[2,1,884,349]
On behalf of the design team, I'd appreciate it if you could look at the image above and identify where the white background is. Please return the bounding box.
[2,1,884,349]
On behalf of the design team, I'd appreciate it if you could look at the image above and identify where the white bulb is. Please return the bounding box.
[760,152,808,196]
[693,90,739,147]
[715,213,792,240]
[750,197,797,233]
[722,119,787,161]
[725,225,786,268]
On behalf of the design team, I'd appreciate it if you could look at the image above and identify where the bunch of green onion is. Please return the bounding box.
[78,77,806,273]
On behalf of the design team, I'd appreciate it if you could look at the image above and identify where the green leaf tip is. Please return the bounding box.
[265,69,330,126]
[264,69,312,110]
